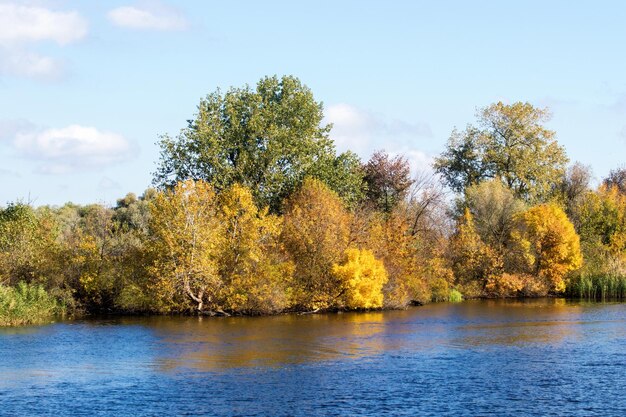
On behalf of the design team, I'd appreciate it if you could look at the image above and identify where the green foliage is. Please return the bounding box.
[448,289,463,303]
[566,273,626,300]
[154,75,363,212]
[435,102,568,202]
[0,282,64,326]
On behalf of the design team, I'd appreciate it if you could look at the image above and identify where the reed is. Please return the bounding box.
[0,282,64,326]
[566,273,626,301]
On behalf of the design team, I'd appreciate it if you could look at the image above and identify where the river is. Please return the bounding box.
[0,299,624,416]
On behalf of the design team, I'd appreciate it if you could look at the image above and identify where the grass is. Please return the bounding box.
[0,282,65,326]
[566,274,626,301]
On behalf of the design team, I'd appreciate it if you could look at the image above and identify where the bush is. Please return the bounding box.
[0,282,64,326]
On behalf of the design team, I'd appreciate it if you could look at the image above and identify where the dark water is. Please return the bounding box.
[1,299,625,416]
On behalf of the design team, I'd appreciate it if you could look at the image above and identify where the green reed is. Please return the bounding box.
[566,273,626,301]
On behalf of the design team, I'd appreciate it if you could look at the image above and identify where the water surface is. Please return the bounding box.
[1,299,624,416]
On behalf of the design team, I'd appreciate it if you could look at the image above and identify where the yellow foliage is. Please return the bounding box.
[282,178,351,310]
[148,180,223,312]
[216,183,291,313]
[333,248,388,309]
[513,203,583,292]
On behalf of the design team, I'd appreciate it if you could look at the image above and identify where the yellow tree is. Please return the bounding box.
[148,180,223,312]
[216,184,292,313]
[281,178,351,310]
[332,248,388,309]
[513,203,583,292]
[448,208,503,297]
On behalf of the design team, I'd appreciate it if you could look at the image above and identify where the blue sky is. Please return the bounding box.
[1,0,625,206]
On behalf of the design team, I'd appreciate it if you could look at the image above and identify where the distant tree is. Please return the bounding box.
[363,151,413,213]
[557,162,593,230]
[435,102,569,202]
[154,75,363,212]
[603,167,626,195]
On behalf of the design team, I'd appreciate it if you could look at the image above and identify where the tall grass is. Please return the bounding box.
[0,282,64,326]
[566,274,626,301]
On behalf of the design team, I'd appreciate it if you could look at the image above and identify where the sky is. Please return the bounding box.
[1,0,625,206]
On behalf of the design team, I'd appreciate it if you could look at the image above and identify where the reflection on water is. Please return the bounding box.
[1,299,625,416]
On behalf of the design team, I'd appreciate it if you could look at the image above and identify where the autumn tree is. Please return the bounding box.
[556,162,593,230]
[216,184,292,313]
[603,167,626,195]
[448,209,502,297]
[363,150,413,213]
[464,179,526,253]
[435,102,568,202]
[513,204,583,292]
[154,75,364,212]
[148,180,224,313]
[281,178,351,310]
[332,248,388,309]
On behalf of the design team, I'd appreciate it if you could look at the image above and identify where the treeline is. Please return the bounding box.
[1,76,625,321]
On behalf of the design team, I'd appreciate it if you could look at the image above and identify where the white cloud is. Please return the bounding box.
[98,177,122,191]
[13,125,136,173]
[0,2,87,79]
[0,3,88,45]
[325,103,433,173]
[108,1,188,31]
[0,48,64,79]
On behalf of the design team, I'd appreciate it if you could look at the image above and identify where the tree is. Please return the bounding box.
[154,75,363,212]
[281,178,351,310]
[448,208,502,297]
[557,162,592,221]
[363,150,413,213]
[433,126,488,193]
[513,204,583,292]
[435,102,568,202]
[148,180,224,312]
[216,183,292,313]
[464,179,526,252]
[332,248,388,309]
[603,167,626,195]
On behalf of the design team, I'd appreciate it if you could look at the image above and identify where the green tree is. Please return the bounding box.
[435,102,568,202]
[154,75,363,212]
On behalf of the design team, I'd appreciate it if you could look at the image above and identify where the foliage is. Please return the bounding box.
[216,184,292,313]
[281,178,351,310]
[512,204,583,292]
[464,179,525,252]
[435,102,568,202]
[148,180,224,312]
[603,167,626,195]
[332,248,388,309]
[154,75,363,212]
[0,282,64,326]
[363,150,413,213]
[448,209,503,297]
